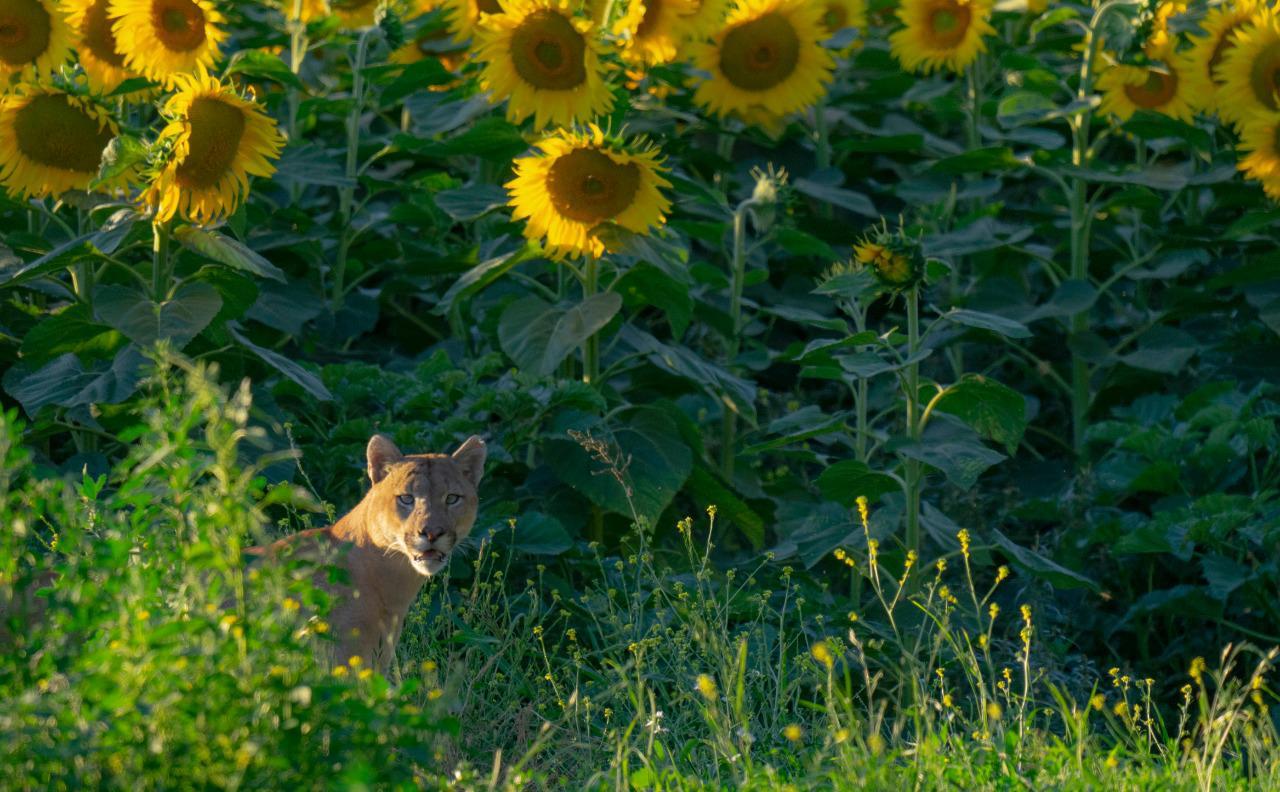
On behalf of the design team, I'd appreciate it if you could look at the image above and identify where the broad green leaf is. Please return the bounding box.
[793,178,877,217]
[433,183,509,222]
[931,374,1027,454]
[615,263,693,338]
[507,512,573,555]
[227,322,332,401]
[930,147,1023,175]
[497,295,560,374]
[621,326,757,424]
[543,292,622,375]
[899,440,1006,490]
[943,308,1033,339]
[20,304,123,364]
[817,460,900,506]
[2,345,146,416]
[93,136,147,189]
[173,226,287,283]
[990,529,1100,592]
[0,230,96,287]
[743,406,844,455]
[685,464,765,550]
[437,242,541,315]
[1119,326,1198,374]
[224,49,305,89]
[924,218,1033,258]
[396,116,528,162]
[94,282,222,349]
[546,407,693,525]
[1030,279,1097,320]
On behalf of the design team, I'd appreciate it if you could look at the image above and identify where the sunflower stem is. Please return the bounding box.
[903,286,922,557]
[583,255,600,386]
[151,220,171,302]
[332,27,375,314]
[722,200,750,480]
[286,0,309,204]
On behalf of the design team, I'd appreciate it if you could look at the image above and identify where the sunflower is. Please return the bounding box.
[144,71,285,224]
[1184,0,1262,113]
[613,0,698,67]
[819,0,866,36]
[1237,111,1280,199]
[1095,59,1193,122]
[679,0,727,36]
[1218,7,1280,128]
[475,0,613,130]
[63,0,137,93]
[0,87,119,198]
[690,0,835,124]
[506,125,671,259]
[110,0,225,86]
[0,0,72,78]
[332,0,380,28]
[890,0,993,74]
[281,0,330,23]
[444,0,502,42]
[391,13,466,71]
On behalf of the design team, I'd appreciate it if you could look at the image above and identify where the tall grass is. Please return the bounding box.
[2,365,1277,789]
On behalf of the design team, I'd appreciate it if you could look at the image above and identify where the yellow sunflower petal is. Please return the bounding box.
[1217,6,1280,129]
[443,0,502,42]
[0,86,119,198]
[109,0,225,87]
[144,71,286,224]
[505,125,671,259]
[889,0,994,75]
[1095,59,1194,122]
[1237,111,1280,200]
[475,0,614,131]
[63,0,140,93]
[612,0,699,67]
[690,0,835,125]
[0,0,73,78]
[1184,0,1266,115]
[331,0,380,28]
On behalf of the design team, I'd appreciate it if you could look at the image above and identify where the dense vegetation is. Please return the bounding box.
[1,0,1278,787]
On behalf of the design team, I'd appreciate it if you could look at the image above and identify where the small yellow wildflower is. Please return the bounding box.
[428,688,444,700]
[1090,693,1106,711]
[783,724,803,742]
[332,666,348,678]
[867,733,885,755]
[942,693,954,708]
[957,529,971,558]
[422,660,437,673]
[995,566,1010,582]
[282,598,300,612]
[812,642,834,670]
[855,496,869,528]
[347,656,362,668]
[988,603,1000,621]
[1113,701,1128,717]
[986,701,1003,720]
[358,669,372,681]
[696,674,718,701]
[1189,657,1207,684]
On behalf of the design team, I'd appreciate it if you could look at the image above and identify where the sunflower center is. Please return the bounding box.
[175,97,246,189]
[150,0,207,52]
[1248,41,1280,111]
[510,10,587,91]
[476,0,501,13]
[13,94,113,173]
[925,2,971,49]
[822,4,847,32]
[546,148,641,225]
[1207,21,1245,84]
[81,0,127,67]
[719,11,801,92]
[0,0,52,66]
[1123,68,1177,108]
[636,0,662,39]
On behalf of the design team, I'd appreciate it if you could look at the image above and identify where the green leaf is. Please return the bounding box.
[996,92,1090,128]
[0,230,96,287]
[817,460,900,506]
[433,183,509,222]
[620,327,757,424]
[93,136,147,189]
[1058,164,1188,191]
[173,226,287,283]
[615,262,693,338]
[899,440,1006,490]
[20,304,123,364]
[1119,326,1198,374]
[931,374,1027,455]
[743,406,844,455]
[225,49,306,89]
[508,512,573,555]
[227,322,332,401]
[685,464,765,550]
[930,147,1023,175]
[547,407,693,525]
[793,178,876,217]
[94,282,222,349]
[925,218,1033,258]
[436,243,541,315]
[2,345,147,416]
[943,308,1033,339]
[396,116,528,162]
[543,293,622,375]
[1030,279,1097,320]
[990,529,1100,593]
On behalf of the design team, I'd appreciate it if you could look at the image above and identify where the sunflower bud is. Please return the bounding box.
[852,222,923,291]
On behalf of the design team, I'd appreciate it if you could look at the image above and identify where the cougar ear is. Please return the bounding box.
[452,435,487,488]
[366,434,403,485]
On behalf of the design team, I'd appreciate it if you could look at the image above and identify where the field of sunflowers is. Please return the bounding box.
[2,0,1280,787]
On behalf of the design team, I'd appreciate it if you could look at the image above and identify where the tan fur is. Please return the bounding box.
[245,434,486,671]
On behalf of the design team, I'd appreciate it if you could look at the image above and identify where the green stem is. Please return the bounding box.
[332,28,373,313]
[722,204,749,479]
[286,1,308,204]
[151,220,171,302]
[904,287,922,556]
[583,256,600,386]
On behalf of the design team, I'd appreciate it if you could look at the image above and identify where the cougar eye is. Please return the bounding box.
[396,494,414,507]
[445,493,461,506]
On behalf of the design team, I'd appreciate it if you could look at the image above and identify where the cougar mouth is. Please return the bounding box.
[413,549,446,564]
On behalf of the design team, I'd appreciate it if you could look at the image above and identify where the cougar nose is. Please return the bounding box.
[422,526,444,542]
